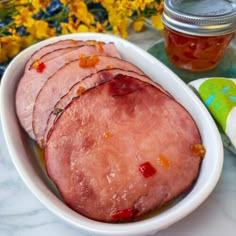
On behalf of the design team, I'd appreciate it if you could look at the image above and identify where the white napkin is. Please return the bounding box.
[189,77,236,154]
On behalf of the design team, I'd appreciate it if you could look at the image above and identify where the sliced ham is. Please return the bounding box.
[26,39,87,70]
[45,74,202,222]
[44,69,169,145]
[30,41,120,69]
[16,43,120,139]
[29,47,80,68]
[33,57,144,147]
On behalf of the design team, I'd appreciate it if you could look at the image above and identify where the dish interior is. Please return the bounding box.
[0,33,223,235]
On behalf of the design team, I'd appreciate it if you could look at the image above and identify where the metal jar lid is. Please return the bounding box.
[162,0,236,36]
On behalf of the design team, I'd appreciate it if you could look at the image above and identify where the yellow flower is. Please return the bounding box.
[97,0,162,37]
[60,22,70,34]
[136,0,155,11]
[60,0,69,4]
[0,36,22,63]
[27,20,55,40]
[18,0,32,3]
[151,14,164,30]
[114,0,135,17]
[0,48,8,64]
[8,28,18,37]
[31,0,50,11]
[13,7,34,27]
[132,17,145,32]
[0,0,166,66]
[68,1,95,26]
[112,17,129,38]
[60,22,90,34]
[156,1,164,12]
[96,0,115,7]
[21,35,37,48]
[61,22,79,34]
[5,41,22,58]
[94,21,108,33]
[77,24,89,32]
[17,0,30,4]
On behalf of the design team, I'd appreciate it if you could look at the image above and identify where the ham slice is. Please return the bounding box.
[44,69,169,146]
[26,39,88,70]
[30,47,80,67]
[45,74,202,222]
[33,57,144,147]
[30,41,120,69]
[16,43,120,139]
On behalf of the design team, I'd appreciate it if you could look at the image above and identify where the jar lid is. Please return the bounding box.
[162,0,236,36]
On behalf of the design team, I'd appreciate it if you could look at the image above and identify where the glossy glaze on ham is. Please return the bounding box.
[26,39,88,70]
[33,57,144,147]
[15,39,204,223]
[45,74,202,222]
[16,43,120,139]
[44,68,170,145]
[28,41,119,69]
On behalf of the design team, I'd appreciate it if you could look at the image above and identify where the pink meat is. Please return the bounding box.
[30,47,80,67]
[45,74,202,222]
[33,57,144,147]
[44,69,169,145]
[31,41,117,68]
[26,39,87,70]
[16,43,120,139]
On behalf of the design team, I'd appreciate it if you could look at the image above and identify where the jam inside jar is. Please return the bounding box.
[164,26,234,72]
[162,0,236,72]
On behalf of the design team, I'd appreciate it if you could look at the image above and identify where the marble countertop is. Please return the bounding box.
[1,27,236,236]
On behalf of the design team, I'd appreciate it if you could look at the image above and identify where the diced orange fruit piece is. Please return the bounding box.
[32,59,39,69]
[77,86,86,96]
[158,154,170,169]
[79,54,99,68]
[103,131,112,139]
[106,65,113,69]
[97,41,104,52]
[191,144,206,159]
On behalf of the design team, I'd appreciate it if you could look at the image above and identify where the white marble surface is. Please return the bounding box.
[1,27,236,236]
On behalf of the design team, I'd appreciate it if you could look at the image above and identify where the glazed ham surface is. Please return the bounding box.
[33,56,144,147]
[15,39,204,223]
[16,43,120,139]
[44,68,170,145]
[30,41,120,69]
[45,74,202,222]
[26,39,88,70]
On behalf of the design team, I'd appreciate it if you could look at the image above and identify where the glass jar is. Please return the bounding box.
[162,0,236,72]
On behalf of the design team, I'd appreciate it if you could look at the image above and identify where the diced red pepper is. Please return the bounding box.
[139,161,156,178]
[36,62,46,73]
[111,208,134,220]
